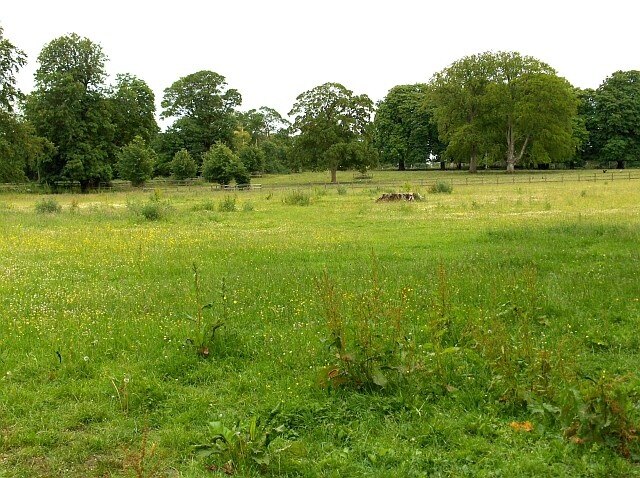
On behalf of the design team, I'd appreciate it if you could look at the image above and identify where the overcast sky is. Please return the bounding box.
[3,0,639,122]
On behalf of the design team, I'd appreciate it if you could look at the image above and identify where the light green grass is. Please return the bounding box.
[1,171,639,476]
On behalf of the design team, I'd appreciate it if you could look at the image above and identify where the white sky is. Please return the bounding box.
[3,0,639,124]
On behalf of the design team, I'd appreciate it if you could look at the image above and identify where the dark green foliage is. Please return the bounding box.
[26,33,114,191]
[116,136,155,186]
[0,25,26,112]
[429,51,578,172]
[374,84,444,170]
[160,70,241,161]
[592,70,640,168]
[289,82,375,182]
[238,145,265,174]
[202,143,242,185]
[171,148,197,180]
[110,74,158,147]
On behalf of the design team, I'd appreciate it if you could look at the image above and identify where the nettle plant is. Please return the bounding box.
[315,260,418,391]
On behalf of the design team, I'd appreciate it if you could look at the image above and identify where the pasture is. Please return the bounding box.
[1,170,639,477]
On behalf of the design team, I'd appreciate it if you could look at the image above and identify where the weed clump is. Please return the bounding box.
[284,190,310,206]
[315,259,417,391]
[429,181,453,194]
[34,197,62,214]
[129,190,172,220]
[218,195,237,212]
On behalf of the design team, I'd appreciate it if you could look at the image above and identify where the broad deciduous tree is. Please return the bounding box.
[110,74,158,147]
[592,70,640,169]
[373,84,443,170]
[161,70,241,161]
[429,52,578,172]
[202,142,248,185]
[26,33,114,191]
[289,82,375,183]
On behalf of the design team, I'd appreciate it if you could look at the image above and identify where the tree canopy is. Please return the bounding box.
[26,34,114,190]
[373,84,443,170]
[429,52,578,172]
[289,82,375,182]
[592,70,640,169]
[160,70,242,162]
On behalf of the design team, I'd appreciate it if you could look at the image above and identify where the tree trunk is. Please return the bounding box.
[617,160,625,169]
[330,168,337,183]
[469,146,478,174]
[506,161,515,173]
[440,161,445,171]
[398,160,406,171]
[569,161,575,170]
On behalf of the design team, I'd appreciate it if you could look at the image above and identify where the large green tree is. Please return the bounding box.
[592,70,640,169]
[26,33,114,190]
[373,84,443,170]
[429,52,578,172]
[237,106,290,145]
[289,82,375,183]
[160,70,241,162]
[110,74,158,148]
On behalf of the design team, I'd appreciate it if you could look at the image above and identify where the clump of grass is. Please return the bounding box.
[193,199,216,212]
[242,202,255,212]
[283,190,310,206]
[218,195,237,212]
[34,197,62,214]
[337,186,348,196]
[429,181,453,194]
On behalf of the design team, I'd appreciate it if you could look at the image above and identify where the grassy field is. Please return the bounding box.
[1,170,639,477]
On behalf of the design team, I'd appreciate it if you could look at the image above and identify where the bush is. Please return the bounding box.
[34,197,62,214]
[429,180,453,194]
[239,145,265,174]
[218,196,237,212]
[171,149,197,180]
[283,190,310,206]
[116,136,156,187]
[202,143,251,186]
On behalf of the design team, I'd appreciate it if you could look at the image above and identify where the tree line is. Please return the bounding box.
[1,29,639,188]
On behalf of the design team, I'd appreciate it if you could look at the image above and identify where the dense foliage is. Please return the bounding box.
[1,26,639,185]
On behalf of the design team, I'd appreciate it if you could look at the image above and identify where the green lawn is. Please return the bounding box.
[1,171,639,477]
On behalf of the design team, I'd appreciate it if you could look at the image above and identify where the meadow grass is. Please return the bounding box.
[1,171,639,476]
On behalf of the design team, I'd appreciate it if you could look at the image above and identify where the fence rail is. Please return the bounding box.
[1,170,639,193]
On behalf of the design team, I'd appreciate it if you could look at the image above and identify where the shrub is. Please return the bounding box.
[218,195,237,212]
[35,197,62,214]
[171,149,197,180]
[283,190,310,206]
[202,143,250,186]
[117,136,156,187]
[429,180,453,194]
